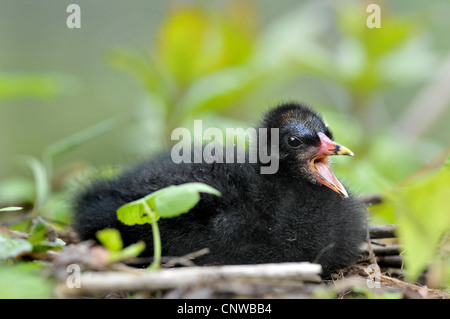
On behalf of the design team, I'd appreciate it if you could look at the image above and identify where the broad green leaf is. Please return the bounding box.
[153,187,201,218]
[31,238,66,253]
[96,228,123,252]
[0,233,32,260]
[95,229,145,263]
[152,183,221,218]
[116,183,220,225]
[392,161,450,281]
[27,218,66,252]
[117,199,160,225]
[28,218,48,244]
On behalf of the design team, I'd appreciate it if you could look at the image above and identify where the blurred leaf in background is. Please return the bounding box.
[370,155,450,287]
[395,158,449,284]
[0,72,76,99]
[0,228,32,261]
[157,4,255,88]
[0,262,52,298]
[108,1,272,147]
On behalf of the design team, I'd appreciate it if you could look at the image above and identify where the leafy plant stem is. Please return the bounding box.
[143,201,161,270]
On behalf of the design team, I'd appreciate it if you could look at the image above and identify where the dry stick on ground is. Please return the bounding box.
[348,264,449,299]
[124,248,211,268]
[163,248,211,267]
[360,243,401,257]
[364,224,401,269]
[56,262,322,297]
[369,224,397,239]
[371,244,401,256]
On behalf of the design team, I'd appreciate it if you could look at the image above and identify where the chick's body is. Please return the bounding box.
[74,103,366,275]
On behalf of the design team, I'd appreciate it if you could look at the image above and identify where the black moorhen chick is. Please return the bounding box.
[73,102,366,275]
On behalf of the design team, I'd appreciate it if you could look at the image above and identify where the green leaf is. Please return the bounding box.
[28,219,47,244]
[31,238,66,253]
[391,160,450,282]
[96,228,123,252]
[153,188,200,218]
[0,73,67,99]
[108,241,146,263]
[0,233,32,261]
[95,229,146,263]
[152,183,221,218]
[174,66,263,119]
[117,199,160,225]
[117,183,221,225]
[0,207,23,212]
[27,218,66,252]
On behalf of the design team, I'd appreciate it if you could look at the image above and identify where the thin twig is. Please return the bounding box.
[56,262,322,297]
[163,248,211,267]
[369,224,397,239]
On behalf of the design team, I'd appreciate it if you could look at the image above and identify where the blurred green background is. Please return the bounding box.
[0,0,449,291]
[0,0,448,184]
[1,0,449,189]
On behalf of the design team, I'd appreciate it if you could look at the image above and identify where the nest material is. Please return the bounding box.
[51,224,449,299]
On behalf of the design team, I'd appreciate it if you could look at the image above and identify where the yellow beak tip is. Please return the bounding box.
[336,146,354,157]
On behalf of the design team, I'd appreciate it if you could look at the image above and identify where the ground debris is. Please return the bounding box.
[55,261,322,298]
[51,224,449,299]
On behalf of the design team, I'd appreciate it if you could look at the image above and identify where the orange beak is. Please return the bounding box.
[309,132,354,198]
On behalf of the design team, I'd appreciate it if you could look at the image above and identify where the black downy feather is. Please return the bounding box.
[73,102,366,276]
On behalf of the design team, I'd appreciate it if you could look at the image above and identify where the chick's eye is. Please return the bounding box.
[287,136,302,148]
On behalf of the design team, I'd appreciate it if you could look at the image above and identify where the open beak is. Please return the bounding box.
[309,132,354,198]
